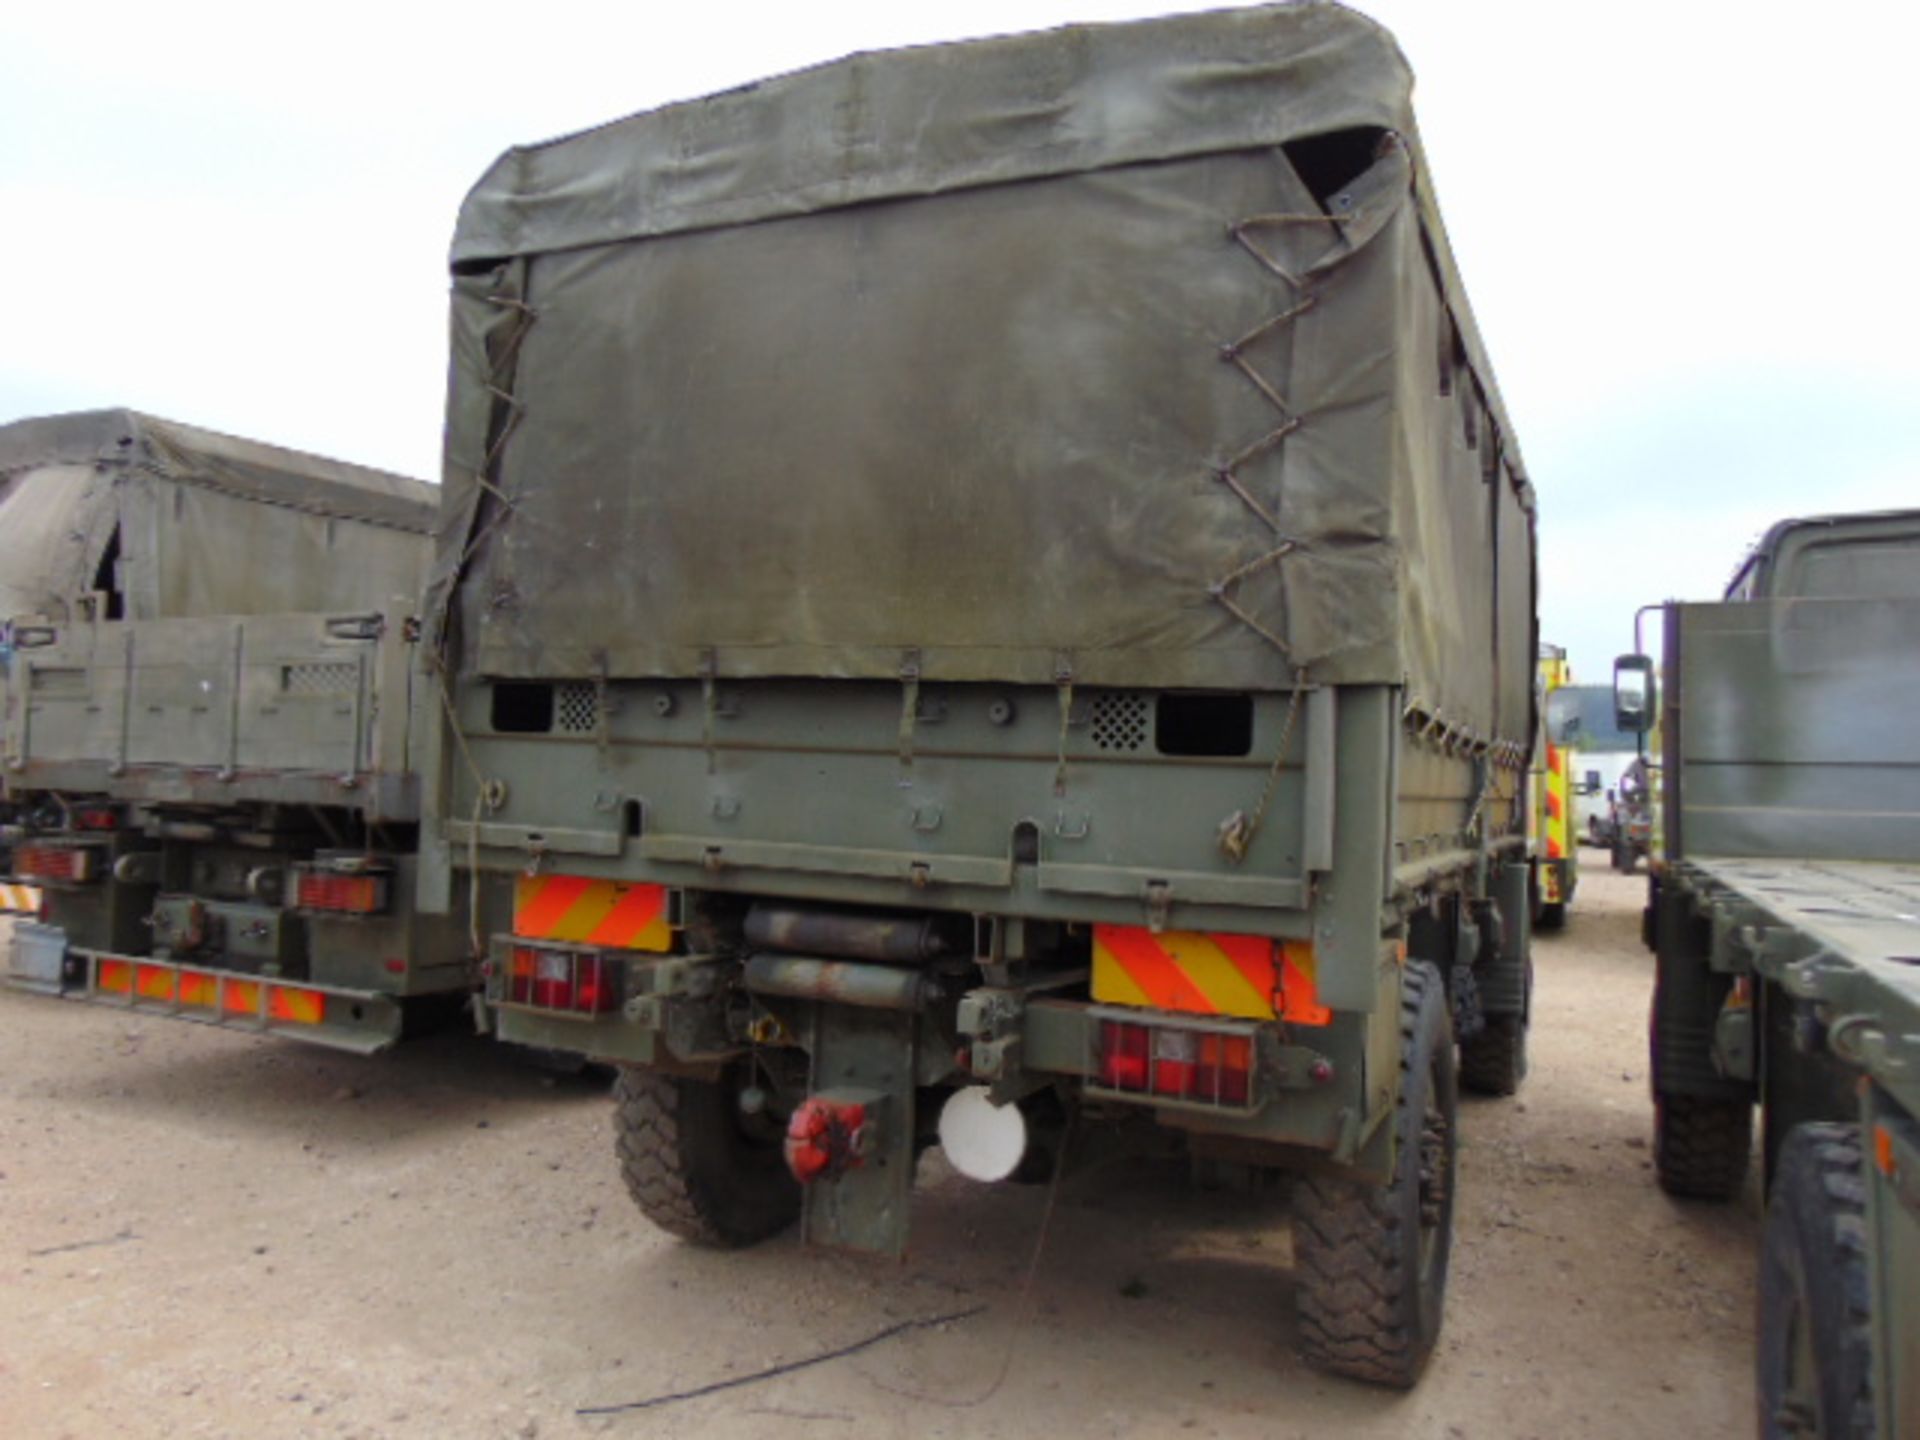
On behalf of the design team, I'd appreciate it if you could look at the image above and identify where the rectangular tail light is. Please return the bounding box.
[15,845,94,884]
[1096,1017,1254,1108]
[507,945,618,1015]
[293,869,389,914]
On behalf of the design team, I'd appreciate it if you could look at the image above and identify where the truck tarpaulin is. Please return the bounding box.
[0,410,436,624]
[432,2,1534,747]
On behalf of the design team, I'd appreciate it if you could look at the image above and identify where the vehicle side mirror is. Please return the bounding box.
[1584,769,1601,794]
[1613,654,1654,733]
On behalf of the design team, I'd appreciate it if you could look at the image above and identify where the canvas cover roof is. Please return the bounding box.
[435,2,1536,743]
[0,409,436,622]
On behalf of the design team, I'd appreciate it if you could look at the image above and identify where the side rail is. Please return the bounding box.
[4,607,417,816]
[1663,857,1920,1437]
[1668,595,1920,864]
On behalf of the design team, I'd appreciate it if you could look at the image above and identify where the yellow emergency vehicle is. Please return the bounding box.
[1532,645,1577,927]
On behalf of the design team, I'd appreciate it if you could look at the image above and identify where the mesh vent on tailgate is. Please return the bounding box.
[282,662,358,695]
[1089,691,1149,751]
[556,681,599,733]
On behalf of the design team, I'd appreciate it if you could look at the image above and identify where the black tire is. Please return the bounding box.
[1536,901,1566,933]
[612,1064,799,1247]
[1758,1124,1874,1439]
[1295,961,1457,1388]
[1653,1092,1752,1201]
[1459,1013,1528,1097]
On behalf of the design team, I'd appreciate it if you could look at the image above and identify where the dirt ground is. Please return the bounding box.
[0,854,1760,1439]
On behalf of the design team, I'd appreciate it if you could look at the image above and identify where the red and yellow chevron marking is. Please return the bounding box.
[268,987,326,1024]
[89,963,324,1024]
[1091,926,1330,1026]
[0,883,42,915]
[513,875,671,952]
[1543,742,1569,861]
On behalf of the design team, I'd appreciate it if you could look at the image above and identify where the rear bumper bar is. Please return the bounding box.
[6,923,405,1054]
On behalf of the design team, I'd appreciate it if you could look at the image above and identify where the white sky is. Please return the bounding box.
[4,0,1917,680]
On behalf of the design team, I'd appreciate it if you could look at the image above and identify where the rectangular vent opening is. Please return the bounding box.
[491,682,554,733]
[1155,693,1254,757]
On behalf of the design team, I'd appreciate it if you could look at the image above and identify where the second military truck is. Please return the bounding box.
[423,5,1538,1387]
[1,409,495,1052]
[1622,508,1920,1437]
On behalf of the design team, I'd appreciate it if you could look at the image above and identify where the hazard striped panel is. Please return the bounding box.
[0,884,42,916]
[1543,742,1570,862]
[513,875,671,952]
[95,961,327,1024]
[1091,927,1330,1026]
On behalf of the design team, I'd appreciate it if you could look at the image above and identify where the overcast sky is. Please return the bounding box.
[4,1,1915,680]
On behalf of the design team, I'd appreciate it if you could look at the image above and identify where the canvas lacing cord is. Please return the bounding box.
[433,667,506,961]
[1218,666,1308,863]
[698,649,720,777]
[1205,208,1348,656]
[448,290,539,576]
[897,649,922,771]
[1206,207,1352,864]
[1462,756,1494,845]
[1052,659,1074,798]
[427,282,540,675]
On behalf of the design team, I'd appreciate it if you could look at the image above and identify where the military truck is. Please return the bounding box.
[425,6,1537,1387]
[0,410,497,1052]
[1618,508,1920,1437]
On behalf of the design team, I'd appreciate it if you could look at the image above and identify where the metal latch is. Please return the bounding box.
[1144,880,1173,934]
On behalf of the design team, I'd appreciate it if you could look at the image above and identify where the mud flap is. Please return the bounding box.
[800,1005,918,1259]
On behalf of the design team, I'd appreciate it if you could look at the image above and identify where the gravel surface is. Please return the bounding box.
[0,856,1758,1438]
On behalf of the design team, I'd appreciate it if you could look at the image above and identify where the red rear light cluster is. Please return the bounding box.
[508,945,618,1015]
[294,870,389,914]
[73,807,120,831]
[1098,1019,1253,1107]
[15,845,94,883]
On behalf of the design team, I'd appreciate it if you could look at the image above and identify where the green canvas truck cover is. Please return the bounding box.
[433,1,1535,747]
[0,409,436,623]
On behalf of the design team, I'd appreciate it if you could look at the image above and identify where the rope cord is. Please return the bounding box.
[1218,668,1308,863]
[865,1105,1080,1409]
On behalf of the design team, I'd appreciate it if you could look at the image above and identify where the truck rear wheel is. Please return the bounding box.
[1652,1092,1751,1200]
[1758,1124,1873,1439]
[1459,1013,1527,1097]
[1294,961,1456,1388]
[612,1064,799,1247]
